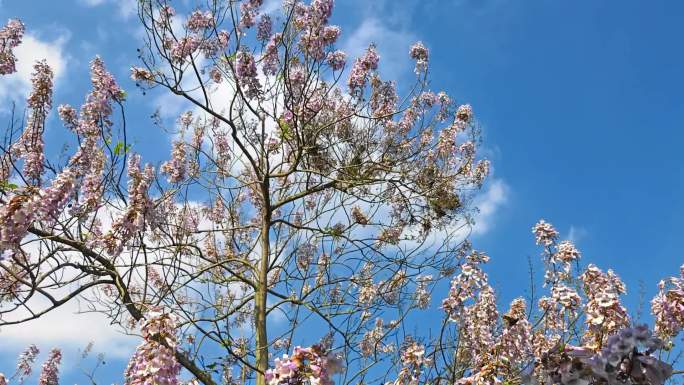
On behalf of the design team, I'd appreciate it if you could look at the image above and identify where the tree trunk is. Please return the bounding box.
[255,206,271,385]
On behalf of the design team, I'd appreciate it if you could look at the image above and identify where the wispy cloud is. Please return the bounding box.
[472,179,509,235]
[567,225,588,244]
[77,0,138,20]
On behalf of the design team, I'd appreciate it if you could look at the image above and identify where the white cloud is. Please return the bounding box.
[263,0,283,15]
[0,33,68,106]
[78,0,138,19]
[471,179,509,235]
[0,296,138,358]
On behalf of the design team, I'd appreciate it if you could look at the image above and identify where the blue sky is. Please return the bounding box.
[1,0,683,383]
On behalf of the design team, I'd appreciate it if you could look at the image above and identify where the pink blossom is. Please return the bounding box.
[266,344,344,385]
[456,103,473,123]
[409,41,429,74]
[104,154,156,256]
[57,104,78,131]
[18,60,53,185]
[532,219,559,246]
[125,312,181,385]
[652,265,684,339]
[217,30,230,49]
[186,10,214,32]
[170,37,200,62]
[348,45,380,94]
[326,50,346,71]
[0,19,25,75]
[160,141,188,183]
[240,0,264,29]
[16,344,40,382]
[159,5,176,24]
[38,348,62,385]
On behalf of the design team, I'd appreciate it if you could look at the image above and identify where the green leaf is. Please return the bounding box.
[0,181,18,191]
[279,119,293,140]
[113,141,124,155]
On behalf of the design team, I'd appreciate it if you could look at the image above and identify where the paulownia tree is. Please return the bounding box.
[0,2,682,385]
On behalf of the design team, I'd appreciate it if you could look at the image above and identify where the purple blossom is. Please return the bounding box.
[262,33,282,76]
[235,50,261,98]
[257,15,272,41]
[217,30,230,49]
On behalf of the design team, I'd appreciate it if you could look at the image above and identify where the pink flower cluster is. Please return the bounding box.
[240,0,264,29]
[104,154,156,256]
[86,56,125,127]
[348,45,379,94]
[294,0,339,60]
[170,37,200,63]
[266,345,344,385]
[442,251,490,320]
[262,33,282,76]
[325,50,346,71]
[580,264,630,349]
[651,265,684,339]
[186,10,214,33]
[125,312,181,385]
[532,219,559,246]
[0,56,125,252]
[0,18,25,74]
[497,298,533,366]
[16,344,40,382]
[38,348,62,385]
[409,41,428,74]
[18,60,53,185]
[531,219,580,283]
[160,141,188,183]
